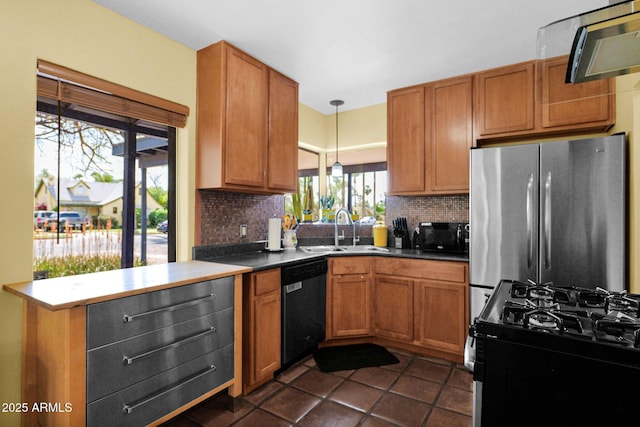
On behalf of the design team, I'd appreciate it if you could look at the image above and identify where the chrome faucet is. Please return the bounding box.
[334,208,358,247]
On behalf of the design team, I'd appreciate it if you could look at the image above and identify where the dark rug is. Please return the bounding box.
[313,343,399,373]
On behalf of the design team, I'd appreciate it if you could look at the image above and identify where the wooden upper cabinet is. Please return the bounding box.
[538,56,614,130]
[474,58,614,142]
[225,47,269,188]
[196,41,299,193]
[387,76,472,196]
[387,86,425,194]
[268,70,299,192]
[474,61,535,137]
[430,76,472,193]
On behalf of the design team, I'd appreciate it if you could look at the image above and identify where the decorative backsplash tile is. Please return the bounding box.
[385,194,469,232]
[199,190,285,246]
[198,191,468,247]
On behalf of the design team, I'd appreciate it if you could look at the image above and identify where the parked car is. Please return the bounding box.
[33,211,55,229]
[157,220,168,233]
[45,211,89,231]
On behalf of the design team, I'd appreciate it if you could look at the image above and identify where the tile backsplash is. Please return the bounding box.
[198,191,469,246]
[199,190,284,246]
[385,194,469,232]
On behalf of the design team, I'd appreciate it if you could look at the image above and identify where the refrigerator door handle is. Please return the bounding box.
[526,174,535,269]
[543,172,552,270]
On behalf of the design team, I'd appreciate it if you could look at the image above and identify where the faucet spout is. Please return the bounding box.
[334,208,357,247]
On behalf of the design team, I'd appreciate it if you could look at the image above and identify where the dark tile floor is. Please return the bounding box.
[163,348,473,427]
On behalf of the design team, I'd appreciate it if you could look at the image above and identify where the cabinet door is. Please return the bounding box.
[253,291,281,381]
[332,274,371,337]
[475,62,535,136]
[245,269,281,388]
[225,46,268,188]
[429,76,472,193]
[387,86,426,194]
[539,56,614,129]
[414,280,466,354]
[373,275,413,341]
[268,70,299,191]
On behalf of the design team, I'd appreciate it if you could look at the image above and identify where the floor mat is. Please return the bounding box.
[313,343,399,373]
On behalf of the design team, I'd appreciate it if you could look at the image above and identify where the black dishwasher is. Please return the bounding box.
[280,258,327,369]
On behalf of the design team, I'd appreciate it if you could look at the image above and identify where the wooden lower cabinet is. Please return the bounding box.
[373,275,413,341]
[414,279,467,354]
[243,268,281,393]
[325,257,469,362]
[327,257,372,339]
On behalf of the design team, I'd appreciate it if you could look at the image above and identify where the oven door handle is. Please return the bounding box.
[463,325,476,372]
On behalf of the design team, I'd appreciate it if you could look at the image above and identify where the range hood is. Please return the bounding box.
[537,0,640,83]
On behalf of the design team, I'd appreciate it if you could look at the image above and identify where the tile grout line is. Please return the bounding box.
[224,349,472,427]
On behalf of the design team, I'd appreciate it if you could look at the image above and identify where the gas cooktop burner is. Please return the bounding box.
[497,280,640,349]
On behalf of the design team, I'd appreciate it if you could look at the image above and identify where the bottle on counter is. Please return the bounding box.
[373,222,388,247]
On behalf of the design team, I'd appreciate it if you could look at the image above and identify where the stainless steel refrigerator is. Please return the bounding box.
[465,134,627,370]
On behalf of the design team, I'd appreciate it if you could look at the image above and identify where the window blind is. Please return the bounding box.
[37,60,189,128]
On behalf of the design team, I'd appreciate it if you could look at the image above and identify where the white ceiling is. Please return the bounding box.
[93,0,608,114]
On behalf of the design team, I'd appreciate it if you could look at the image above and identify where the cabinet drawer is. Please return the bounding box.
[87,276,234,349]
[254,268,281,296]
[331,257,371,275]
[374,258,467,283]
[87,307,233,403]
[87,344,234,427]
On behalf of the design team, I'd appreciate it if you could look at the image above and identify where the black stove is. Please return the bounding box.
[472,279,640,426]
[486,279,640,348]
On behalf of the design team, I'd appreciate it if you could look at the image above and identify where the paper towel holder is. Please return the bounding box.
[266,216,283,252]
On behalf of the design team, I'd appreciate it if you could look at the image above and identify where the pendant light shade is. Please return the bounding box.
[330,99,344,177]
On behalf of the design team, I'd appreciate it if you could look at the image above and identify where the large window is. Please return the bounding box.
[286,147,386,223]
[327,164,386,222]
[33,61,185,278]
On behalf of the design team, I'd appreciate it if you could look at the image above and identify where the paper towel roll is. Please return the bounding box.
[267,217,282,251]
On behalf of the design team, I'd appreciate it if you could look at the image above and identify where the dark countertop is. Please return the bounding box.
[195,245,468,271]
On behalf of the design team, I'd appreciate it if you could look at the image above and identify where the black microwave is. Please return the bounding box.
[418,222,468,253]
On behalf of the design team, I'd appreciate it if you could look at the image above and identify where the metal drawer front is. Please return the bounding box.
[87,308,233,403]
[87,277,234,349]
[87,344,234,427]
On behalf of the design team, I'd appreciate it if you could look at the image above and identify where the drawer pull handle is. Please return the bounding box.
[123,293,216,323]
[123,364,217,414]
[122,326,217,365]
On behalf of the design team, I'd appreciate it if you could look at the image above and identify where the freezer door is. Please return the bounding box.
[539,135,626,291]
[470,144,539,286]
[469,144,539,287]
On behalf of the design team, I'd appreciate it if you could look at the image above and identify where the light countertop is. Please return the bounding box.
[3,260,251,311]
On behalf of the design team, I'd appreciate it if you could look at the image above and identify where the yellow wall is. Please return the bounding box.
[299,102,387,152]
[299,103,387,195]
[611,74,640,293]
[0,1,197,424]
[299,104,327,148]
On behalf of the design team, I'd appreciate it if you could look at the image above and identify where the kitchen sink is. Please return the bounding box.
[340,245,389,253]
[299,245,344,253]
[300,245,389,254]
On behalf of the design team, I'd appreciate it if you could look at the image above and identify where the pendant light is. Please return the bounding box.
[330,99,344,177]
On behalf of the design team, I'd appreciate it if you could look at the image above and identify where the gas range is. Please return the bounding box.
[471,279,640,426]
[481,279,640,349]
